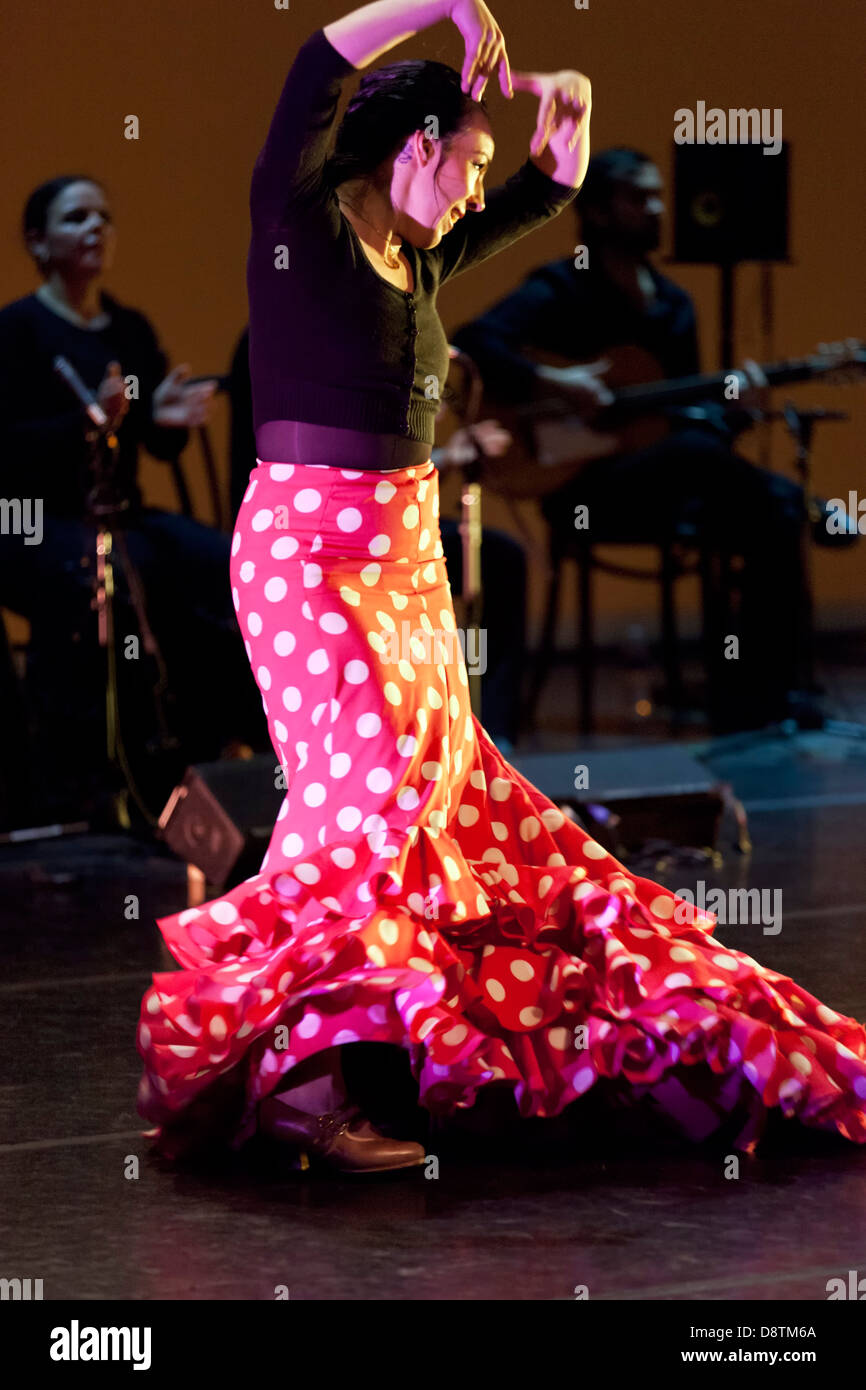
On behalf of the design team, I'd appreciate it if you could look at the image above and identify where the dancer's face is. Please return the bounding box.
[391,117,494,249]
[29,181,115,281]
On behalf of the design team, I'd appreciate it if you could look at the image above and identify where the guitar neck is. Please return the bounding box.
[612,357,824,412]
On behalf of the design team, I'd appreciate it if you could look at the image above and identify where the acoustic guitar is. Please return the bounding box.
[462,340,866,498]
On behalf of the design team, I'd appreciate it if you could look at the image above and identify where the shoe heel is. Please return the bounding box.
[289,1148,311,1172]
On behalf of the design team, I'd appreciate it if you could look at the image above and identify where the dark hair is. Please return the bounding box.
[21,174,107,270]
[576,147,654,216]
[323,60,488,192]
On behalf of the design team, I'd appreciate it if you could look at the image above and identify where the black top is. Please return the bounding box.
[452,255,702,402]
[246,27,579,459]
[0,290,187,518]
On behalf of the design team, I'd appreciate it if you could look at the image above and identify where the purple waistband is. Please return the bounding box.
[255,420,432,472]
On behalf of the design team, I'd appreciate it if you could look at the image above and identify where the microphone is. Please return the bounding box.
[52,355,108,429]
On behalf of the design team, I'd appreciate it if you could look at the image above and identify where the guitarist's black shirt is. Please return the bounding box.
[452,256,703,412]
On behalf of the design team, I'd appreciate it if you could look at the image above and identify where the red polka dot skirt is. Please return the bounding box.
[136,460,866,1156]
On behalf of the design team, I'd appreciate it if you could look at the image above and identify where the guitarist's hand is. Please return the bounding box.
[535,358,614,423]
[737,357,768,411]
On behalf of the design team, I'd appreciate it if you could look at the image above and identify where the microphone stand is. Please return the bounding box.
[53,362,179,832]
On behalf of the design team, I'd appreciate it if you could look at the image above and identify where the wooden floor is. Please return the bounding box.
[1,640,865,1301]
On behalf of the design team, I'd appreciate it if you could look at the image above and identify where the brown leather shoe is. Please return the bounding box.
[259,1095,427,1174]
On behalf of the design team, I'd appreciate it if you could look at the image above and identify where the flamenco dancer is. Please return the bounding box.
[137,0,866,1172]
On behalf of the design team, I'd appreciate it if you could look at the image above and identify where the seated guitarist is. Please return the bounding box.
[452,146,854,732]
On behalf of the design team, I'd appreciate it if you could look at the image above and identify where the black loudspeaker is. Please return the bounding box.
[672,143,789,263]
[158,754,283,891]
[510,744,727,857]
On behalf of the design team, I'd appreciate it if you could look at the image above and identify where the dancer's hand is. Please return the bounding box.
[448,0,512,101]
[511,69,592,158]
[97,361,130,432]
[153,364,217,428]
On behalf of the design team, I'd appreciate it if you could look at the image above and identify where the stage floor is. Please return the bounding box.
[1,710,865,1300]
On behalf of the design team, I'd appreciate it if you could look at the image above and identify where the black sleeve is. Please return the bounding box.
[227,328,255,519]
[432,158,578,285]
[452,271,564,401]
[249,27,356,229]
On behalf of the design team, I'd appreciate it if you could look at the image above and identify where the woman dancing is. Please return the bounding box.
[137,0,866,1172]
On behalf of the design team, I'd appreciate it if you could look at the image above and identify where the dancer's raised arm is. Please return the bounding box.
[325,0,512,99]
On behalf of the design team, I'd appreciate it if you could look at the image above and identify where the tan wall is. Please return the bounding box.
[3,0,864,648]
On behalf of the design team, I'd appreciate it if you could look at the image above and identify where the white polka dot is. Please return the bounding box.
[303,562,323,589]
[231,531,241,556]
[396,734,417,757]
[582,840,607,860]
[369,534,390,556]
[337,507,363,532]
[375,480,396,503]
[303,783,327,807]
[294,862,321,884]
[257,665,272,691]
[330,752,352,778]
[295,489,322,512]
[458,804,479,827]
[282,686,301,712]
[664,972,692,989]
[366,767,392,794]
[265,576,287,602]
[296,1012,321,1038]
[378,919,400,946]
[274,720,288,742]
[486,979,506,1002]
[384,682,401,705]
[307,649,329,675]
[247,612,263,636]
[209,902,239,924]
[269,463,294,481]
[271,536,299,559]
[422,761,442,781]
[712,954,739,971]
[489,778,512,801]
[651,895,676,919]
[397,787,419,810]
[319,612,348,635]
[402,504,420,529]
[344,660,369,684]
[518,1006,544,1027]
[519,816,541,842]
[209,1016,227,1040]
[361,563,382,586]
[357,713,381,738]
[510,959,535,982]
[337,806,362,832]
[281,832,304,858]
[239,561,256,584]
[251,508,274,531]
